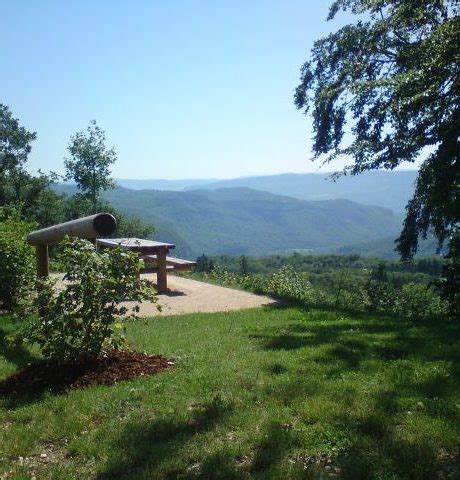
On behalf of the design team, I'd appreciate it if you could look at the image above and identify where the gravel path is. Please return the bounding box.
[52,273,276,317]
[132,274,276,316]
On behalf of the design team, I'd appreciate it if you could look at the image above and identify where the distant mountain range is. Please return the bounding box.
[54,170,427,259]
[102,187,400,257]
[117,170,418,214]
[116,178,216,191]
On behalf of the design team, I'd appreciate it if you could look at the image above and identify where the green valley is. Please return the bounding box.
[100,186,401,258]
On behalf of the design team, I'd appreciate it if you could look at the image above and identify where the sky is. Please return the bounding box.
[2,1,419,180]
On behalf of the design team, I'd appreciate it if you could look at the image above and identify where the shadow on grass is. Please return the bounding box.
[97,395,232,480]
[333,393,460,479]
[0,326,39,370]
[251,312,459,363]
[249,313,460,478]
[196,452,245,479]
[250,422,294,476]
[337,435,452,479]
[265,363,287,375]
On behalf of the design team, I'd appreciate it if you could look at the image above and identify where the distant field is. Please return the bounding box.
[1,307,458,479]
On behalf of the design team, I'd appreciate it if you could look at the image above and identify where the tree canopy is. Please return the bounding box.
[0,103,36,176]
[295,0,459,260]
[0,104,154,237]
[0,103,61,224]
[65,120,116,212]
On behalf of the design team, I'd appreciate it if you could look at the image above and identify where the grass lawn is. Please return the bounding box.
[1,306,459,479]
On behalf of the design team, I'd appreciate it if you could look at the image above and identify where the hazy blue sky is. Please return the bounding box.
[2,1,417,179]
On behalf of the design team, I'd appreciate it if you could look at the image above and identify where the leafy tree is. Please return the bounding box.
[0,103,38,209]
[294,1,459,264]
[371,262,389,283]
[196,254,214,273]
[62,194,94,220]
[0,103,62,227]
[65,120,116,212]
[436,228,460,317]
[0,103,36,179]
[62,195,154,239]
[114,213,154,239]
[240,255,249,274]
[6,170,62,224]
[33,188,65,227]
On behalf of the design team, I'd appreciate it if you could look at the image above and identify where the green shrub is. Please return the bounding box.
[364,279,397,313]
[206,265,241,287]
[0,209,36,311]
[239,273,267,295]
[197,261,449,320]
[17,238,157,362]
[395,283,448,319]
[335,286,368,312]
[265,266,319,305]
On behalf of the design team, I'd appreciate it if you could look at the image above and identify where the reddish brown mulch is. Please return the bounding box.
[0,350,174,397]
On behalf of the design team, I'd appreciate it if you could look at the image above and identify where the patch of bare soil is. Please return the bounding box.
[0,350,173,396]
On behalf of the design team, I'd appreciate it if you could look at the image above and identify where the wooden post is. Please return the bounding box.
[36,245,49,316]
[156,249,168,293]
[36,245,49,278]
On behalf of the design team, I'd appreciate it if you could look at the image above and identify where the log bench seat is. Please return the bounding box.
[141,254,197,272]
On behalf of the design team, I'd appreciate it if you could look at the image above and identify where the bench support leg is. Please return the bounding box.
[36,245,49,317]
[156,249,168,293]
[36,245,49,278]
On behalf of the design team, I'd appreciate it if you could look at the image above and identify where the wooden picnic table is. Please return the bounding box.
[97,238,175,292]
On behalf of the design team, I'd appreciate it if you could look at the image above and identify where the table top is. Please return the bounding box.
[97,238,175,252]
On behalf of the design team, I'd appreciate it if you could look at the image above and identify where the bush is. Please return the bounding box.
[196,261,449,320]
[0,209,36,311]
[335,286,368,312]
[395,283,448,319]
[364,279,397,313]
[265,266,319,305]
[17,238,157,362]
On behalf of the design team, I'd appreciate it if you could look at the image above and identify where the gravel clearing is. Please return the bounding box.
[52,273,276,317]
[131,274,276,316]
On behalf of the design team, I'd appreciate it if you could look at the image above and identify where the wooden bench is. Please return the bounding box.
[97,238,175,292]
[97,238,196,292]
[141,255,197,272]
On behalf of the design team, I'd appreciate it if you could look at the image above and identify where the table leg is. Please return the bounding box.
[156,249,168,293]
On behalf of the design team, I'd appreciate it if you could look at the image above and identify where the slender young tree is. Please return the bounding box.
[65,120,116,212]
[240,255,249,275]
[294,1,459,263]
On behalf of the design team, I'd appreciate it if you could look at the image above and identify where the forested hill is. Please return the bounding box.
[95,186,400,257]
[117,170,418,214]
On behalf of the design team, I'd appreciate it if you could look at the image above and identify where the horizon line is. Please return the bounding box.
[114,169,419,182]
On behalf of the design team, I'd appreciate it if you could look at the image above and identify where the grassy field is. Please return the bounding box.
[1,307,459,479]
